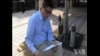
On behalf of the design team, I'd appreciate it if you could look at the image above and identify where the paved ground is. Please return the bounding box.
[12,7,87,56]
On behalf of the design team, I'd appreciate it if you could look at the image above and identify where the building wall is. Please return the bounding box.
[12,0,87,13]
[12,0,35,13]
[72,0,87,7]
[12,0,60,13]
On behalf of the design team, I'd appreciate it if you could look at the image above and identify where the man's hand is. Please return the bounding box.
[35,51,42,56]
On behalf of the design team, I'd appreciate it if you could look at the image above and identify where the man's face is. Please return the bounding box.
[44,7,52,18]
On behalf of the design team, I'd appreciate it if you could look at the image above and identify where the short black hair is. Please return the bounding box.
[42,0,53,8]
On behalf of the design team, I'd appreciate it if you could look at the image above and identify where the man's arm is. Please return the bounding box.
[25,16,37,54]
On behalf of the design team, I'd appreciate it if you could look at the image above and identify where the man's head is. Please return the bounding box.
[40,0,53,19]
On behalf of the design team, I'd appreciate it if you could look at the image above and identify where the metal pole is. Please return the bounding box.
[70,24,76,47]
[63,0,69,37]
[58,15,63,36]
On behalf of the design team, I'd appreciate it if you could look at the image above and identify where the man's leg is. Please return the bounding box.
[51,40,63,56]
[24,41,63,56]
[36,41,63,56]
[36,41,53,56]
[24,41,53,56]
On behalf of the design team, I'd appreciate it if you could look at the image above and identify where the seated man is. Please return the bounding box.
[25,1,63,56]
